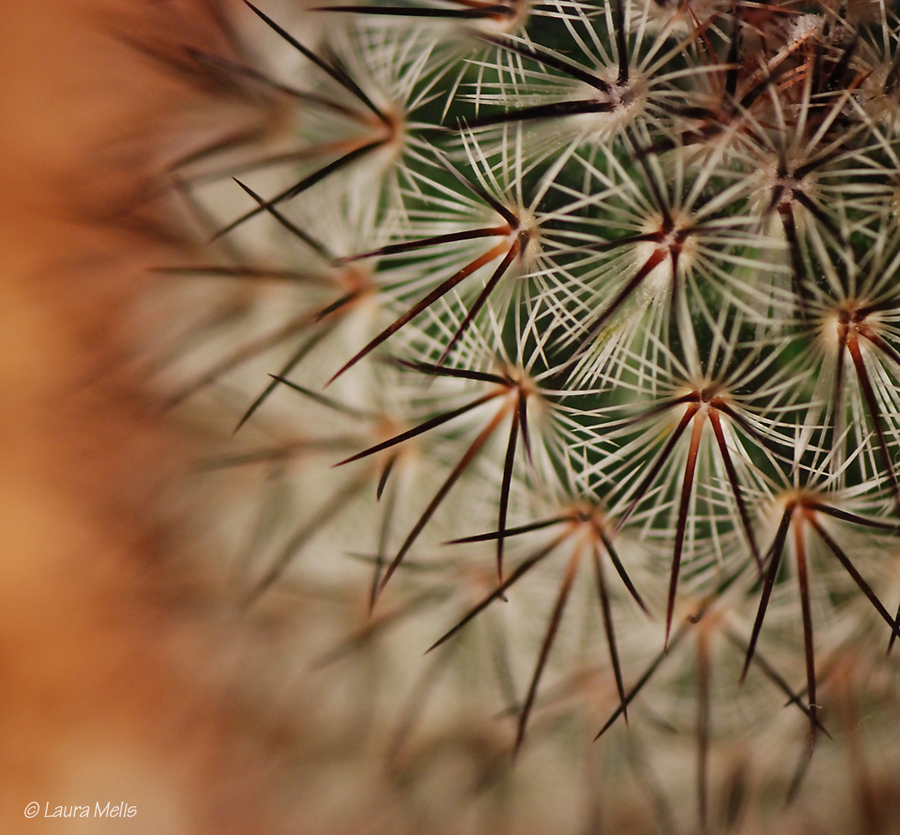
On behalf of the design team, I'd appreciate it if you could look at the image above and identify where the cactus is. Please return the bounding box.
[158,0,900,832]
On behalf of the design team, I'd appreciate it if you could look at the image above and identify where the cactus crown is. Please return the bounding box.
[166,0,900,831]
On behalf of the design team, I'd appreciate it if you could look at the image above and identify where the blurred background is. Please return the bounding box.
[0,2,291,832]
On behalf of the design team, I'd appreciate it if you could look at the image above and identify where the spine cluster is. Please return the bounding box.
[162,0,900,831]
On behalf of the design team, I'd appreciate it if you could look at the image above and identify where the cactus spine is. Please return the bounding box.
[162,1,900,831]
